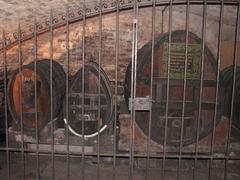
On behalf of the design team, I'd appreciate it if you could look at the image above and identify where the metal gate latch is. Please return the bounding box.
[128,97,151,111]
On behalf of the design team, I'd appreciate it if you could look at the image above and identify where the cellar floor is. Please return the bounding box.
[0,151,239,180]
[0,126,240,180]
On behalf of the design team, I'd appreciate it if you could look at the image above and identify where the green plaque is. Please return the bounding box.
[162,43,201,78]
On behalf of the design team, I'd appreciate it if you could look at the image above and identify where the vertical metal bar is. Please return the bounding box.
[161,6,168,34]
[33,18,40,180]
[81,1,86,179]
[193,1,207,179]
[178,1,190,179]
[224,2,240,180]
[49,9,55,180]
[97,0,103,179]
[129,0,138,179]
[146,0,155,180]
[129,13,135,180]
[113,0,119,179]
[65,5,70,180]
[162,1,172,179]
[208,1,224,179]
[18,24,25,180]
[2,30,10,180]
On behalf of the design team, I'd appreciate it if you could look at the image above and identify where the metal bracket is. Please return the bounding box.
[128,97,151,111]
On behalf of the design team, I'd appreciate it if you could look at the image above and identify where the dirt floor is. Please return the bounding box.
[0,151,239,180]
[0,123,240,180]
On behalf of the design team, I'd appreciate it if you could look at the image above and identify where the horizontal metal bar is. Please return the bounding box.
[0,148,240,160]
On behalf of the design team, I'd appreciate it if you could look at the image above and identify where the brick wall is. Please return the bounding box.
[1,5,238,81]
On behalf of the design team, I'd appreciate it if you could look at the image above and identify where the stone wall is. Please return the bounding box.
[0,0,110,32]
[0,4,239,82]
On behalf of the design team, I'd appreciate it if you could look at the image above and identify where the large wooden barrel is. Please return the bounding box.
[65,61,113,138]
[7,59,66,129]
[222,66,240,129]
[124,30,224,146]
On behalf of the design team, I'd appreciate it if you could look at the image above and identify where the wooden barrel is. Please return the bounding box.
[124,30,224,146]
[7,59,66,129]
[222,66,240,129]
[65,61,113,137]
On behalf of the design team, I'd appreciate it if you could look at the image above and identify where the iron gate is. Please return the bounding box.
[0,0,239,180]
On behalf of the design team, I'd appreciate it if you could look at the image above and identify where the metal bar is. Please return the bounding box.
[146,0,156,179]
[129,0,138,179]
[193,0,207,179]
[129,7,136,179]
[178,1,190,179]
[113,0,119,179]
[161,6,168,33]
[18,24,25,180]
[224,2,240,180]
[65,5,70,180]
[208,0,224,179]
[133,0,138,177]
[81,1,86,179]
[49,9,55,180]
[97,0,103,179]
[1,147,240,160]
[2,30,10,180]
[33,18,40,180]
[162,1,172,179]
